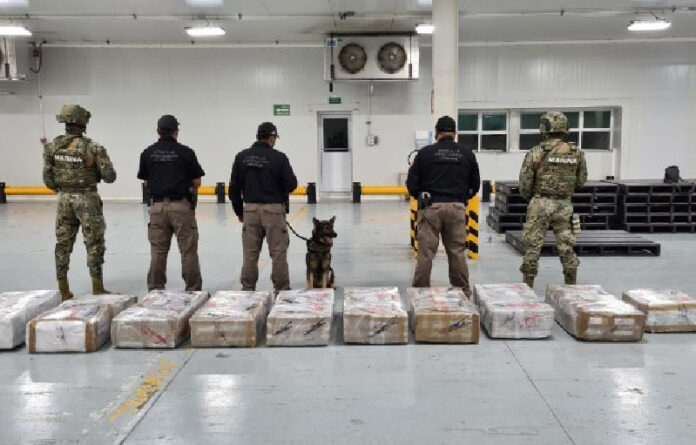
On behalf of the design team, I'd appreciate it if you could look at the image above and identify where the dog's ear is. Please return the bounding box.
[313,217,319,226]
[330,216,336,224]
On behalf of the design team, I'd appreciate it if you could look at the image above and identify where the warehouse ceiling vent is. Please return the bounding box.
[325,33,419,81]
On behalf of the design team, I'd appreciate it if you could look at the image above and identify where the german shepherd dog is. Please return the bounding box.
[306,217,337,289]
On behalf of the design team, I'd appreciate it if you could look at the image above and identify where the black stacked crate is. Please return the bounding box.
[611,180,696,233]
[487,181,618,233]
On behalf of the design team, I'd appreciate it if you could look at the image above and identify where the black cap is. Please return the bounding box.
[157,115,179,131]
[257,122,279,138]
[435,115,456,133]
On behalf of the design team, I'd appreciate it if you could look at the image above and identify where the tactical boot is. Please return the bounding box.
[564,271,577,285]
[523,274,535,288]
[92,277,112,295]
[58,278,73,301]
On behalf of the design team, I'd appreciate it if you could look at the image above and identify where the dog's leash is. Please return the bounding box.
[286,221,310,242]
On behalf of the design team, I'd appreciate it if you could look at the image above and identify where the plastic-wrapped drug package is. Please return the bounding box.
[546,285,645,341]
[266,289,334,346]
[408,288,479,344]
[473,283,554,339]
[0,290,62,349]
[343,287,408,345]
[27,294,137,353]
[111,291,209,348]
[191,291,272,347]
[622,289,696,332]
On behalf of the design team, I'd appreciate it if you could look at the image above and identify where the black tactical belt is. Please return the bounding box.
[59,186,97,193]
[151,196,186,203]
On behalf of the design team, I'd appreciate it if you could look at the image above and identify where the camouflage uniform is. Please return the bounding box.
[43,105,116,296]
[519,112,588,286]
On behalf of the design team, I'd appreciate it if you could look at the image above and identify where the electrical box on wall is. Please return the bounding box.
[325,33,419,81]
[0,38,26,81]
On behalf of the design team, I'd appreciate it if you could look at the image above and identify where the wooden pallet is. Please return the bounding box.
[505,230,661,257]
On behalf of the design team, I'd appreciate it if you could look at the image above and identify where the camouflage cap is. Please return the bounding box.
[540,111,568,135]
[56,104,91,126]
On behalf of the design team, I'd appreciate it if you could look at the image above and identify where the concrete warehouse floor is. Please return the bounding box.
[1,200,695,445]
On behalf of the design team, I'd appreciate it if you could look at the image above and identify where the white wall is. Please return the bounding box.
[1,42,694,199]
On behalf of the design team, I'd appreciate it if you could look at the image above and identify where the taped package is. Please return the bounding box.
[408,288,479,344]
[546,285,645,341]
[473,283,554,339]
[0,290,62,349]
[344,287,408,345]
[27,294,137,353]
[191,291,273,347]
[266,289,334,346]
[622,289,696,332]
[111,291,209,348]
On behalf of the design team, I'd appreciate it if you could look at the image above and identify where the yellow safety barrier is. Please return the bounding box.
[4,186,56,195]
[290,186,307,196]
[409,197,418,255]
[362,186,408,195]
[409,195,480,260]
[466,195,480,260]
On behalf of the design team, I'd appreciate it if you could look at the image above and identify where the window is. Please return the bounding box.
[457,112,508,152]
[519,109,612,150]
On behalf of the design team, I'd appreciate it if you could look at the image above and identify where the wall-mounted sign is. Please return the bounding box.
[329,96,341,104]
[273,104,290,116]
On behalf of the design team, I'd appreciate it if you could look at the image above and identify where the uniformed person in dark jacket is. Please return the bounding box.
[230,122,298,291]
[406,115,481,297]
[137,115,205,291]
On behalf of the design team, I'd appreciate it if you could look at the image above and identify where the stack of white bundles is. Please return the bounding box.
[546,285,645,341]
[343,287,408,345]
[622,289,696,332]
[27,294,137,353]
[111,291,209,348]
[191,291,273,347]
[473,283,554,339]
[408,288,479,344]
[0,290,62,349]
[266,289,334,346]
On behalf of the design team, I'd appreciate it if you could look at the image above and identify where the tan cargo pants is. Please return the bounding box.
[413,202,471,297]
[241,203,290,291]
[147,200,202,291]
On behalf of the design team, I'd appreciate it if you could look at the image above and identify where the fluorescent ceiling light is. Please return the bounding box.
[416,23,434,34]
[185,26,226,37]
[0,0,29,7]
[0,25,32,36]
[628,19,671,31]
[185,0,223,6]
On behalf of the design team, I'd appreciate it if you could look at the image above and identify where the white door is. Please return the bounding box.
[318,113,352,197]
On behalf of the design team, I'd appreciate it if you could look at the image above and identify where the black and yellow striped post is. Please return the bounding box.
[409,195,480,259]
[410,196,418,255]
[466,195,480,259]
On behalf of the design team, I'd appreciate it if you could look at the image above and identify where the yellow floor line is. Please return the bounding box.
[108,358,178,422]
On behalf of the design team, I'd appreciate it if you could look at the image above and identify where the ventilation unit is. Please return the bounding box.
[326,33,419,81]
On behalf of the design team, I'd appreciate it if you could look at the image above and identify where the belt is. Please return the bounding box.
[533,195,571,200]
[151,196,186,203]
[59,186,97,193]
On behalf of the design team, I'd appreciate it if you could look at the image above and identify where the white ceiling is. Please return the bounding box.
[1,0,695,44]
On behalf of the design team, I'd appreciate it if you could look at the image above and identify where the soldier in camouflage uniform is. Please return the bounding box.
[519,111,588,288]
[43,105,117,300]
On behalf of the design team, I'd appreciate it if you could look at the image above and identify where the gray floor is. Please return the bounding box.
[1,199,695,445]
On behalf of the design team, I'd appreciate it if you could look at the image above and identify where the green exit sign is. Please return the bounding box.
[273,104,290,116]
[329,96,341,104]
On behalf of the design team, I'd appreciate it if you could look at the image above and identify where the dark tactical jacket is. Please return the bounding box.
[229,141,298,218]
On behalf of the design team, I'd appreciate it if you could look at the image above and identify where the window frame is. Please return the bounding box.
[517,108,614,151]
[457,111,510,153]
